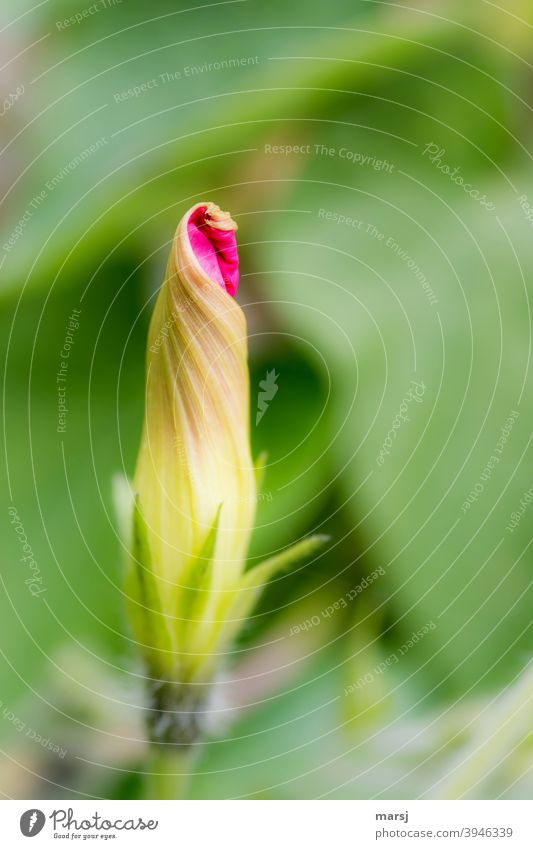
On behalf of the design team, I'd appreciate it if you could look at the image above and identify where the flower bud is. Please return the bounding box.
[115,202,327,747]
[132,200,254,661]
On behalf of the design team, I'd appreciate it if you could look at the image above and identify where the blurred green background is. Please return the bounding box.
[1,0,532,799]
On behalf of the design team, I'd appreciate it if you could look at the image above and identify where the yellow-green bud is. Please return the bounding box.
[115,202,327,747]
[132,202,255,673]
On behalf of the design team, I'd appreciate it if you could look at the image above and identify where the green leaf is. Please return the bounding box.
[255,144,533,694]
[1,2,467,299]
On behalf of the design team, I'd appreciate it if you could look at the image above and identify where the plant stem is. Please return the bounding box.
[143,677,208,798]
[145,744,198,800]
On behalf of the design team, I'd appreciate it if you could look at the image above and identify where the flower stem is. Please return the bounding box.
[143,678,207,798]
[145,745,198,800]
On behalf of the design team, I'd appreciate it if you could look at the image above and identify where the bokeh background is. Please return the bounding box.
[1,0,532,799]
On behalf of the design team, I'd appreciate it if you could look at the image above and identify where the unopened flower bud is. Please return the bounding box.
[115,202,327,750]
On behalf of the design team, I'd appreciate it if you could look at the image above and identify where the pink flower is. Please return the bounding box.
[186,202,239,297]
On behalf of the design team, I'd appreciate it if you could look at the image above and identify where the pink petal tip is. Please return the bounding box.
[187,204,239,297]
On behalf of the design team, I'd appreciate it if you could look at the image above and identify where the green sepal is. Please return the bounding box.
[242,534,329,585]
[125,495,173,668]
[217,535,330,650]
[112,473,134,554]
[180,503,222,624]
[254,451,268,491]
